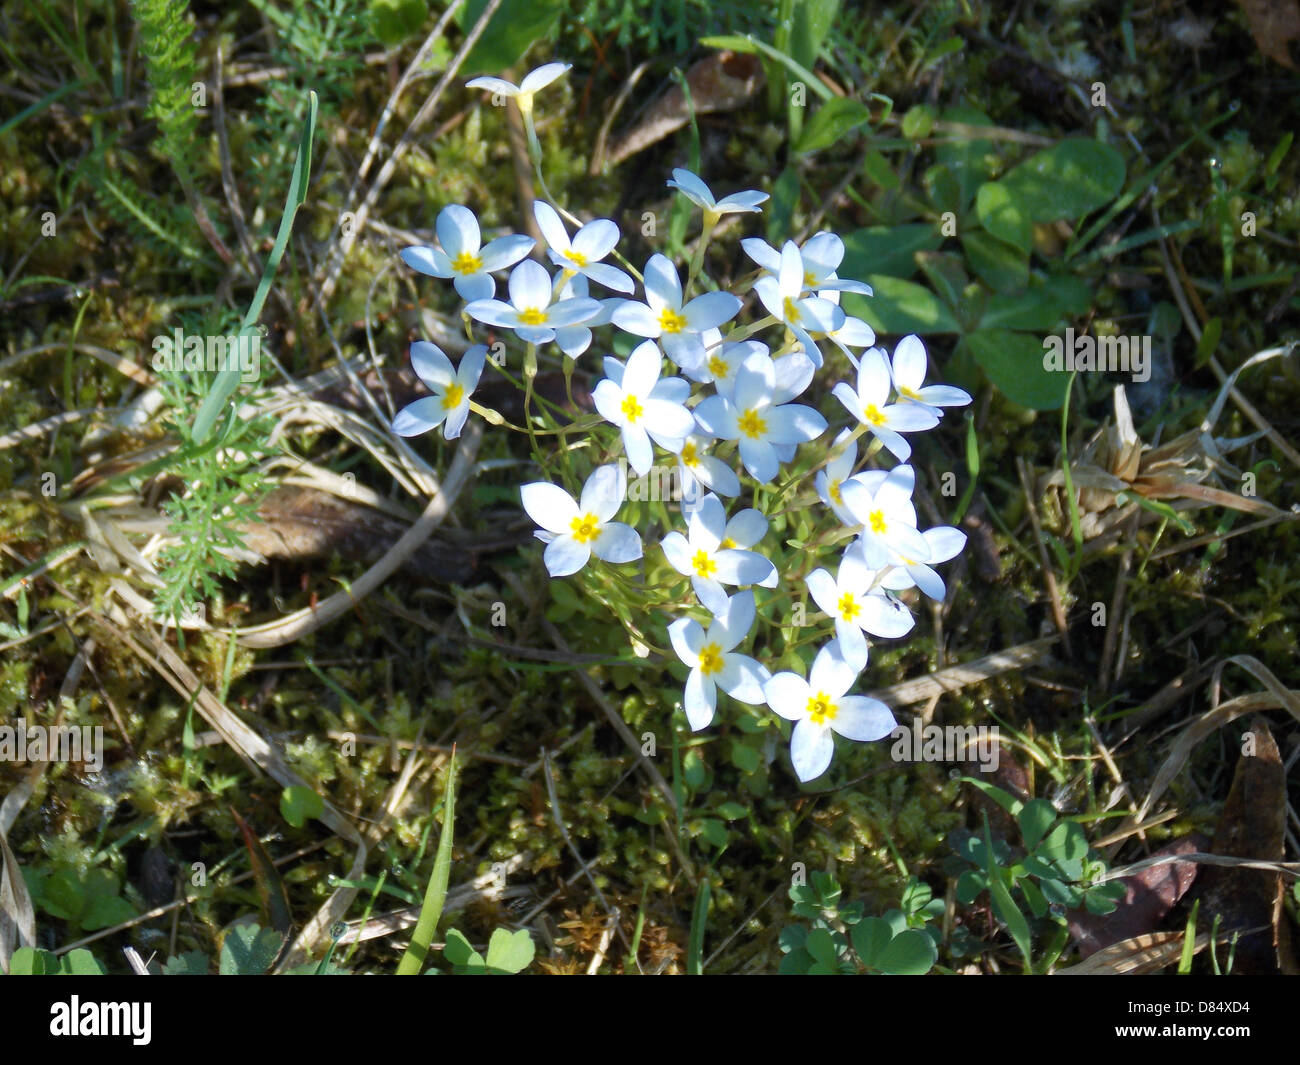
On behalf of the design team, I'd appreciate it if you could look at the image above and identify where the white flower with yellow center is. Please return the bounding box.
[612,253,741,372]
[804,550,914,670]
[683,339,764,399]
[667,168,769,222]
[660,492,777,609]
[400,204,534,302]
[832,346,940,461]
[888,334,972,415]
[466,62,570,118]
[764,640,897,782]
[668,590,770,730]
[876,525,968,602]
[693,349,826,484]
[592,341,695,476]
[520,464,641,577]
[465,259,599,345]
[815,428,860,526]
[838,464,930,569]
[391,342,486,441]
[676,435,740,506]
[552,271,618,357]
[750,241,845,367]
[742,232,873,297]
[533,200,634,293]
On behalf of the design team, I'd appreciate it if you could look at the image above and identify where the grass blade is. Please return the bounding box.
[396,749,457,975]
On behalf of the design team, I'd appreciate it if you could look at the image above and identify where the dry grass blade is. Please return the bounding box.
[0,830,37,973]
[1054,930,1210,974]
[862,636,1060,706]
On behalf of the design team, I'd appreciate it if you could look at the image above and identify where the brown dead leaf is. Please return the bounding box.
[1067,834,1206,957]
[1191,717,1296,973]
[604,51,765,168]
[1236,0,1300,68]
[1055,930,1209,974]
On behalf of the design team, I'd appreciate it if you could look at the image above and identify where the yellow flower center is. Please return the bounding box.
[863,403,886,426]
[621,394,645,423]
[737,409,767,439]
[829,479,843,505]
[898,386,921,400]
[442,382,465,410]
[680,442,700,467]
[806,692,838,726]
[868,509,887,535]
[658,307,688,334]
[707,355,730,379]
[567,250,589,267]
[691,550,717,578]
[569,512,601,543]
[782,296,802,323]
[718,537,736,549]
[697,643,723,676]
[837,592,860,621]
[803,270,819,288]
[518,307,549,326]
[452,251,483,274]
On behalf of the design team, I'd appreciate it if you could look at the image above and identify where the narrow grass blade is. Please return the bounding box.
[396,750,457,975]
[687,875,710,975]
[192,90,318,445]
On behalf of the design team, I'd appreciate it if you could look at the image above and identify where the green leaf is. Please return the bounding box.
[1039,821,1090,865]
[935,105,996,209]
[962,231,1028,292]
[955,869,985,905]
[219,924,284,975]
[58,949,107,975]
[978,275,1092,330]
[843,277,960,336]
[368,0,427,46]
[443,927,485,969]
[698,819,729,848]
[484,928,535,974]
[958,776,1024,817]
[41,868,84,922]
[976,181,1032,252]
[729,740,760,774]
[766,164,800,243]
[960,329,1070,410]
[162,951,210,975]
[396,751,458,975]
[840,224,942,280]
[790,0,840,72]
[80,891,136,931]
[458,0,565,74]
[280,785,325,828]
[795,97,871,155]
[1017,799,1058,850]
[875,928,938,975]
[1001,139,1126,222]
[983,819,1033,968]
[804,927,841,966]
[901,103,935,140]
[715,801,748,821]
[850,917,893,967]
[6,947,56,974]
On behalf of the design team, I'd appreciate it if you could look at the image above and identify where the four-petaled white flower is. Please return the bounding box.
[612,254,741,371]
[667,168,769,221]
[552,271,617,357]
[401,205,534,302]
[668,590,770,730]
[466,62,570,117]
[832,346,940,461]
[838,464,930,569]
[683,339,764,399]
[465,258,599,345]
[391,342,486,441]
[742,233,873,297]
[877,525,968,602]
[888,334,973,415]
[764,640,897,782]
[533,200,634,293]
[693,350,827,484]
[661,493,777,609]
[520,464,642,577]
[751,241,846,367]
[805,550,914,670]
[592,341,695,476]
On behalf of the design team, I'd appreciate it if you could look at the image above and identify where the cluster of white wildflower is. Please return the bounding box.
[393,64,972,782]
